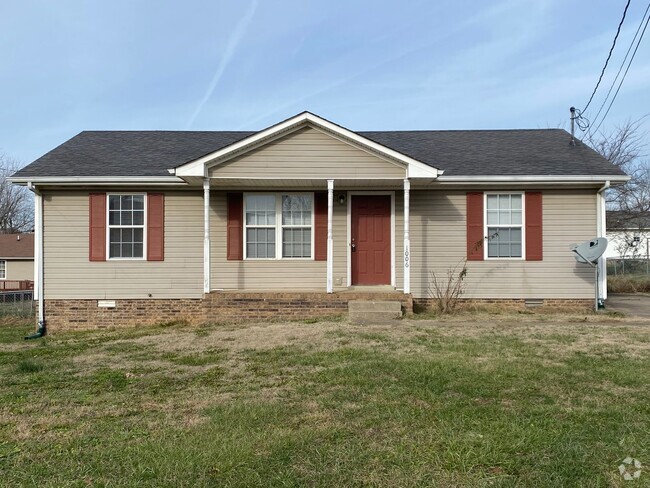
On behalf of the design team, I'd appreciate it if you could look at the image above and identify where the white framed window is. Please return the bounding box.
[107,194,146,259]
[485,193,524,259]
[0,260,5,279]
[244,193,314,260]
[245,194,276,259]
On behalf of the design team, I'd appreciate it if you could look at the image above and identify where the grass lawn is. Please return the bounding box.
[1,313,649,487]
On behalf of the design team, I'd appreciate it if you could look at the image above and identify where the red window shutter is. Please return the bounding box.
[525,192,543,261]
[466,192,484,261]
[314,192,328,261]
[227,193,244,260]
[89,193,106,261]
[147,193,165,261]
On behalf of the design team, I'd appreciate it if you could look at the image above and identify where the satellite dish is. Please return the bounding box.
[569,237,608,264]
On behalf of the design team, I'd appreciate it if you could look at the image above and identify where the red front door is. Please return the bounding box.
[351,195,391,285]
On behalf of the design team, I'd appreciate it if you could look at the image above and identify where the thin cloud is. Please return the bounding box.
[236,0,533,130]
[185,0,258,129]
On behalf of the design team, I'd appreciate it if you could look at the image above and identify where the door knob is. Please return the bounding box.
[351,243,356,251]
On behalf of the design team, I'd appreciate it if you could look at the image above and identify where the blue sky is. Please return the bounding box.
[1,0,649,165]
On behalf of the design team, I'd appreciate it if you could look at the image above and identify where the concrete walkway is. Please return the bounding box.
[607,293,650,318]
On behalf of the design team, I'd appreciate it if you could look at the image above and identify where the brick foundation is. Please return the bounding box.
[41,298,205,331]
[39,294,593,332]
[412,297,594,312]
[40,291,414,332]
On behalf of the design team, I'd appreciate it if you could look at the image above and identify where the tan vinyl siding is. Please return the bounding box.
[410,189,597,299]
[209,127,406,179]
[43,191,203,299]
[210,191,331,290]
[5,260,33,281]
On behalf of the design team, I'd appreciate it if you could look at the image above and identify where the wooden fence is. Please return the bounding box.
[0,280,34,291]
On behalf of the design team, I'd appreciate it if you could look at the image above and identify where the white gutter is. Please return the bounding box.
[27,182,45,332]
[437,175,630,183]
[9,176,186,186]
[597,180,610,303]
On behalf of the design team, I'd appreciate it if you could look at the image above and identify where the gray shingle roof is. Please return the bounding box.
[12,128,625,178]
[607,211,650,230]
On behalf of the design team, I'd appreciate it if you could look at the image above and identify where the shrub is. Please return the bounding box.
[608,274,650,293]
[427,260,468,314]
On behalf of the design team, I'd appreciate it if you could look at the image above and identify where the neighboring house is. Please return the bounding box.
[605,211,650,260]
[0,233,34,290]
[10,112,628,331]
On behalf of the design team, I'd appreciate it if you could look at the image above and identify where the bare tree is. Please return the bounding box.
[0,154,33,233]
[586,118,650,214]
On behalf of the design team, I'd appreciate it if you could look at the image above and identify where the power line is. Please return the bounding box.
[581,0,632,114]
[587,1,650,138]
[590,9,650,136]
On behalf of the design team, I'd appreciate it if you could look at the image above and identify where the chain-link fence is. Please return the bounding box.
[0,291,34,318]
[607,258,650,276]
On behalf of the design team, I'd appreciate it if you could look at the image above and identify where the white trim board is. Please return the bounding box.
[105,192,148,261]
[482,191,526,261]
[346,191,396,288]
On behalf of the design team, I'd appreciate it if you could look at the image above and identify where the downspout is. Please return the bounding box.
[596,180,610,307]
[25,182,45,339]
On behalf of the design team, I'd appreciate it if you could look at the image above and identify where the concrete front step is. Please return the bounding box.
[348,300,403,324]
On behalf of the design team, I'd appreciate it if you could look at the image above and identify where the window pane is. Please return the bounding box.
[486,226,522,257]
[109,243,120,258]
[109,228,121,244]
[511,210,522,225]
[487,210,498,225]
[109,210,120,225]
[109,196,120,210]
[122,228,133,243]
[121,195,133,210]
[511,194,522,210]
[246,228,275,258]
[133,195,145,210]
[134,243,143,258]
[499,211,511,225]
[499,194,510,210]
[487,240,498,257]
[246,195,276,225]
[121,211,132,225]
[486,195,498,210]
[282,195,312,225]
[282,228,311,258]
[133,210,144,226]
[246,243,256,258]
[121,243,133,258]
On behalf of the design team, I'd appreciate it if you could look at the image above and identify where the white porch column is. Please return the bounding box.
[403,178,411,294]
[327,179,334,293]
[203,177,211,293]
